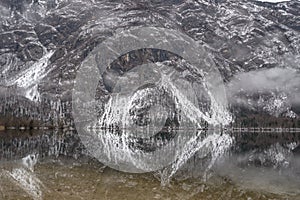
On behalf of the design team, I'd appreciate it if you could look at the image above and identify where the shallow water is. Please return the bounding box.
[0,156,299,200]
[0,130,299,200]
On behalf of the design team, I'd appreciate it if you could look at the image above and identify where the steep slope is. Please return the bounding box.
[0,0,299,126]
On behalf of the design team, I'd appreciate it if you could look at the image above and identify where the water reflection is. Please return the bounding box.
[0,130,299,199]
[0,130,84,161]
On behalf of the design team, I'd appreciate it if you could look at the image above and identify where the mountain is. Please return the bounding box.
[0,0,299,127]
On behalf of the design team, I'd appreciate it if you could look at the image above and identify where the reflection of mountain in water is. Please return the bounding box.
[0,130,84,161]
[0,130,299,165]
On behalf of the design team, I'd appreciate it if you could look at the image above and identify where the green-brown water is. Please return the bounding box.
[0,130,299,200]
[0,156,299,200]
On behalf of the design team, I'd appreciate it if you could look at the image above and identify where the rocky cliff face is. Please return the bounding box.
[0,0,299,127]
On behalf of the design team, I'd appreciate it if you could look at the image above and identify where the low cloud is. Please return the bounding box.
[227,67,299,94]
[226,67,300,116]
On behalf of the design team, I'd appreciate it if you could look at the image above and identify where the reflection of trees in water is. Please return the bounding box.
[0,129,299,163]
[232,131,300,153]
[0,130,84,161]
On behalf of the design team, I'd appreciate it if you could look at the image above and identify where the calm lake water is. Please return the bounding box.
[0,130,299,200]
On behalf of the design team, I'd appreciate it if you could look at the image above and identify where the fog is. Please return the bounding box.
[226,67,300,115]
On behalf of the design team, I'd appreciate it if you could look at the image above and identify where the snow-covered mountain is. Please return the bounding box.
[0,0,299,127]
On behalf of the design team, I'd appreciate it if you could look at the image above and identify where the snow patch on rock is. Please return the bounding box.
[4,51,54,102]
